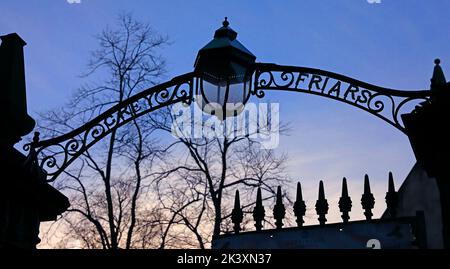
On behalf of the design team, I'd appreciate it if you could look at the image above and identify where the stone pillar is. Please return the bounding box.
[402,59,450,249]
[0,33,69,249]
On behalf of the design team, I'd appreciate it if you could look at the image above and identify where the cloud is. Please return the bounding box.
[67,0,81,4]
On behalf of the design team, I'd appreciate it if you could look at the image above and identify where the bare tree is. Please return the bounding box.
[148,106,292,247]
[38,13,169,249]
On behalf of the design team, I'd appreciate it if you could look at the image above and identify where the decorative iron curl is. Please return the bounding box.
[257,71,273,88]
[24,73,195,182]
[367,93,394,114]
[65,139,82,156]
[41,155,59,173]
[273,71,295,88]
[251,63,431,134]
[393,97,430,127]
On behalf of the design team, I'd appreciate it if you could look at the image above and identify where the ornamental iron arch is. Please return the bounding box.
[23,17,433,183]
[25,63,431,182]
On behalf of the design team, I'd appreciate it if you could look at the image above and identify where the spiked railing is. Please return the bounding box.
[229,172,399,234]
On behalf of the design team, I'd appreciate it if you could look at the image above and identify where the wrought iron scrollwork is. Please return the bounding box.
[251,63,431,133]
[25,64,432,183]
[24,73,195,182]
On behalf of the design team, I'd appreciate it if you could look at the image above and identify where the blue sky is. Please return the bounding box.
[1,0,449,222]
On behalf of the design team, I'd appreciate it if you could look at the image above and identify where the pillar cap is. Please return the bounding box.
[0,33,27,47]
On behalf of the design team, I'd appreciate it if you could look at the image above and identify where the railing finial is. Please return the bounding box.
[315,180,329,226]
[231,190,243,234]
[339,177,352,223]
[385,172,399,218]
[361,174,375,220]
[293,182,306,227]
[253,187,265,231]
[273,186,286,229]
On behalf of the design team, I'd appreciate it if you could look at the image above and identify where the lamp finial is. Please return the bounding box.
[223,17,229,27]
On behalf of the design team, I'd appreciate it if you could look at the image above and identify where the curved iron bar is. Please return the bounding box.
[24,72,195,182]
[251,63,431,133]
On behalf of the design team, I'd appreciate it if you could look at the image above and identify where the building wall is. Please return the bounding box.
[392,162,443,248]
